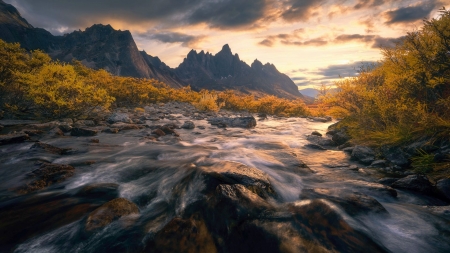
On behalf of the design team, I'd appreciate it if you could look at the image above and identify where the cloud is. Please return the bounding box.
[137,32,207,48]
[313,61,379,79]
[334,34,377,43]
[281,0,326,22]
[384,1,438,24]
[353,0,389,10]
[5,0,276,33]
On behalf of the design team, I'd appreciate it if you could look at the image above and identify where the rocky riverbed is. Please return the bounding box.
[0,102,449,253]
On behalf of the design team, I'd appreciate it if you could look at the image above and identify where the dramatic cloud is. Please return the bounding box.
[384,1,437,24]
[353,0,389,10]
[313,61,379,79]
[5,0,275,32]
[137,32,207,48]
[281,0,326,22]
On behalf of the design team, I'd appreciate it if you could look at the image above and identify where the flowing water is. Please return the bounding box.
[1,115,449,253]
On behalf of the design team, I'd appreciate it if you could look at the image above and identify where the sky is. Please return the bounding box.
[4,0,450,90]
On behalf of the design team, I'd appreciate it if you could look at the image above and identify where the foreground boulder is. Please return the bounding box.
[181,121,195,129]
[0,133,29,145]
[85,198,139,231]
[391,174,435,194]
[208,116,257,128]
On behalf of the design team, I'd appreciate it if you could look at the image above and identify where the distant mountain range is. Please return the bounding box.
[0,0,303,99]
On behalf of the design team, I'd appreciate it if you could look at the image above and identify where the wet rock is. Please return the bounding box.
[345,180,397,198]
[110,122,141,131]
[152,129,166,137]
[161,124,180,136]
[90,138,100,143]
[147,216,217,253]
[103,128,120,134]
[0,133,29,145]
[58,124,72,133]
[304,143,327,150]
[391,174,434,194]
[85,198,139,231]
[181,121,195,129]
[19,163,75,194]
[288,200,388,252]
[48,127,64,136]
[307,135,336,147]
[342,146,354,153]
[370,160,387,168]
[73,120,96,127]
[107,112,132,124]
[308,116,332,122]
[436,178,450,201]
[257,113,268,119]
[29,142,72,155]
[208,116,257,128]
[311,131,322,137]
[300,188,388,215]
[351,146,376,165]
[71,127,98,136]
[348,165,359,171]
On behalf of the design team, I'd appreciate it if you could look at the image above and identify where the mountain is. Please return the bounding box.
[176,44,302,99]
[0,0,302,99]
[299,88,320,98]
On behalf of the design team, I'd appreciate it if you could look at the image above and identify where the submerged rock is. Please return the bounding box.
[29,142,72,155]
[107,112,132,124]
[85,198,139,231]
[208,116,257,128]
[181,120,195,129]
[19,163,75,194]
[71,127,98,136]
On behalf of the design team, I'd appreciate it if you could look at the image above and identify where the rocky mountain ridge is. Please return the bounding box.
[0,0,302,98]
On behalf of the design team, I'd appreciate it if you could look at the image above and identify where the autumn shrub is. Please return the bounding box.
[193,90,221,112]
[325,8,450,147]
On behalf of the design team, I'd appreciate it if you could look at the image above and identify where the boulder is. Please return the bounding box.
[103,128,120,134]
[71,127,98,136]
[391,174,434,194]
[29,142,72,155]
[75,183,120,199]
[0,133,29,145]
[382,147,410,167]
[107,112,132,124]
[436,178,450,201]
[377,178,400,186]
[370,160,387,168]
[151,129,166,137]
[85,198,139,231]
[58,124,72,133]
[304,143,327,150]
[332,131,350,146]
[208,116,257,128]
[308,116,332,122]
[181,121,195,129]
[22,129,44,136]
[351,146,376,165]
[18,163,75,194]
[311,131,322,137]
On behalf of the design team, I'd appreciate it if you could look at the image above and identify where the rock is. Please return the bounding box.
[378,178,400,186]
[147,216,217,253]
[351,146,376,165]
[181,121,195,129]
[391,174,434,194]
[161,124,180,136]
[300,188,388,215]
[257,113,267,119]
[287,200,388,252]
[332,131,350,146]
[23,129,44,136]
[304,143,327,150]
[436,178,450,201]
[18,163,75,194]
[109,122,141,131]
[152,129,166,137]
[48,127,64,136]
[71,127,98,136]
[208,116,257,128]
[0,133,29,145]
[306,135,336,147]
[0,124,3,132]
[85,198,139,231]
[103,128,120,134]
[90,138,100,143]
[311,131,322,137]
[107,112,132,124]
[75,183,120,199]
[29,142,71,155]
[73,120,96,127]
[342,146,354,153]
[349,165,359,170]
[345,180,397,198]
[338,142,353,150]
[370,160,387,168]
[308,116,332,122]
[58,124,72,133]
[382,147,410,167]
